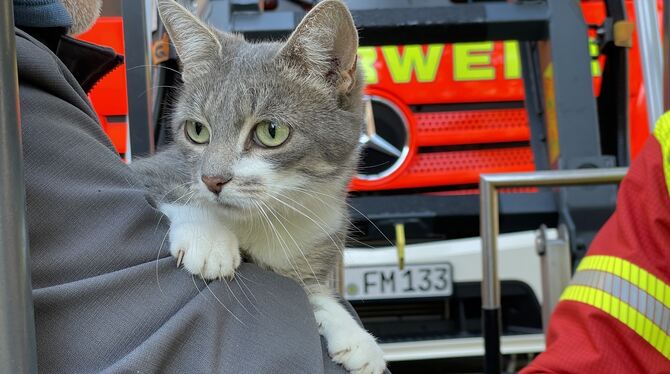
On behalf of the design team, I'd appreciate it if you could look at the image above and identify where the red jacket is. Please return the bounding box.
[522,114,670,373]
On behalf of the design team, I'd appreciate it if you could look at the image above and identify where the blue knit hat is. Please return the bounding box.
[13,0,72,29]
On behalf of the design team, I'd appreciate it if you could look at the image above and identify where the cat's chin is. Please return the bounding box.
[196,192,246,211]
[218,201,242,210]
[214,199,244,210]
[213,198,256,216]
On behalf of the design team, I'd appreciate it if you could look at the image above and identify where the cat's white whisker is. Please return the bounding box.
[184,192,196,205]
[138,85,181,99]
[170,189,196,205]
[127,64,183,76]
[223,276,257,319]
[255,200,305,282]
[291,186,395,248]
[345,236,377,250]
[281,190,370,253]
[234,276,261,314]
[276,187,350,254]
[268,192,344,258]
[154,181,194,232]
[259,196,322,289]
[273,191,334,228]
[155,213,166,234]
[243,203,258,235]
[203,279,247,326]
[282,186,349,225]
[154,225,172,298]
[234,268,260,285]
[191,274,206,299]
[158,181,193,202]
[253,201,310,292]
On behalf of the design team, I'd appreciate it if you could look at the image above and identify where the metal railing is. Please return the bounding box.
[480,167,628,374]
[535,224,571,332]
[0,1,38,373]
[635,0,664,128]
[122,0,155,159]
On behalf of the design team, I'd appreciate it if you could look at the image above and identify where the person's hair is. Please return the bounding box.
[61,0,102,35]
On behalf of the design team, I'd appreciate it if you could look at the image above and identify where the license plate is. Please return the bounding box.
[344,263,453,300]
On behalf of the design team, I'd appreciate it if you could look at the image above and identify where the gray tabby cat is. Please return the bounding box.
[131,0,386,373]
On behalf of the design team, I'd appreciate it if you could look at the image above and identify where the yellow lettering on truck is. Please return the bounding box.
[381,44,444,83]
[453,42,495,81]
[503,41,521,80]
[589,39,602,77]
[357,47,379,85]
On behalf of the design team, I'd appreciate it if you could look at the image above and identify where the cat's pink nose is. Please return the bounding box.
[201,175,231,195]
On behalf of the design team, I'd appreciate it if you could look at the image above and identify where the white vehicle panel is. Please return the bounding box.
[344,230,545,303]
[381,334,545,362]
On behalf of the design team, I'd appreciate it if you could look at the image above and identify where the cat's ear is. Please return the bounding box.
[278,0,359,94]
[157,0,226,81]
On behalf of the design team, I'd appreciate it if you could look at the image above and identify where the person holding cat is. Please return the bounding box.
[12,0,383,372]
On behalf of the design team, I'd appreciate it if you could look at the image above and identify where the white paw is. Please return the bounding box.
[312,297,386,374]
[169,220,241,280]
[310,293,387,374]
[321,321,386,374]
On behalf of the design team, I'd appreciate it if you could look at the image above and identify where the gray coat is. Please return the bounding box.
[16,27,347,374]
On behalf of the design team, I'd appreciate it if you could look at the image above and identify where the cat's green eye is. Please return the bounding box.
[253,120,290,148]
[184,120,210,144]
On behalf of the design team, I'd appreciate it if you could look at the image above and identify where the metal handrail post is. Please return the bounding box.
[634,0,664,128]
[480,180,501,374]
[480,167,628,374]
[122,0,155,159]
[0,2,38,373]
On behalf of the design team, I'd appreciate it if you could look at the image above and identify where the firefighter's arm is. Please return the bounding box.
[522,113,670,373]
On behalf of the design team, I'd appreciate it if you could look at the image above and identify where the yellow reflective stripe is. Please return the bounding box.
[561,285,670,360]
[577,255,670,310]
[653,112,670,198]
[568,255,670,359]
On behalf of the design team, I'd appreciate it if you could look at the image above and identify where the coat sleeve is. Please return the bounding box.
[15,29,347,374]
[522,114,670,373]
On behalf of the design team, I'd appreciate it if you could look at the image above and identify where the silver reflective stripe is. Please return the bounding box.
[571,270,670,336]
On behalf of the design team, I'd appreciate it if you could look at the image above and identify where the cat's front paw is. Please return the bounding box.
[169,221,241,280]
[323,323,386,374]
[314,305,386,374]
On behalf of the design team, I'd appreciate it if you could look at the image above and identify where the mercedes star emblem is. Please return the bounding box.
[357,96,410,181]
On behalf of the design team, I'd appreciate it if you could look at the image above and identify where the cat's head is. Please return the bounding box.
[158,0,362,213]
